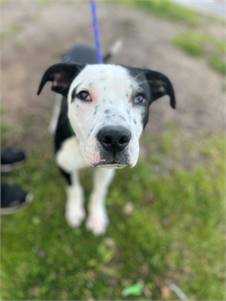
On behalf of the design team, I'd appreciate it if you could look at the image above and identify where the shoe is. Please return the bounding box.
[1,183,32,215]
[1,148,26,172]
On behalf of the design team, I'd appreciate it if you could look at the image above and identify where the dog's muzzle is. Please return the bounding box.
[96,126,131,166]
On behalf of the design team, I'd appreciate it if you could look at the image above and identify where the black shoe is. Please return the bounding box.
[1,183,32,215]
[1,148,26,172]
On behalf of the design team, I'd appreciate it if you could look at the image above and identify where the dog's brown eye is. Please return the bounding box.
[77,90,92,102]
[134,93,146,105]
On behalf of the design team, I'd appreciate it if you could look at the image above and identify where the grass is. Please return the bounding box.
[118,0,201,26]
[1,127,225,300]
[208,55,226,75]
[1,123,22,147]
[118,0,225,76]
[173,31,226,75]
[174,32,206,57]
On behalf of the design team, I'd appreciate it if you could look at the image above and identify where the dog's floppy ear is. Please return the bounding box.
[37,63,83,97]
[145,70,176,109]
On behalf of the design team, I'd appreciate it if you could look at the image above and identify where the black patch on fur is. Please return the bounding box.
[126,66,176,128]
[126,68,151,128]
[54,97,74,153]
[53,98,74,185]
[71,84,80,102]
[63,45,98,64]
[37,64,83,97]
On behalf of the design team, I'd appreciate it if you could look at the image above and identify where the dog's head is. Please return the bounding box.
[38,63,175,168]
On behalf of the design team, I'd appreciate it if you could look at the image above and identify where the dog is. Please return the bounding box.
[37,44,176,235]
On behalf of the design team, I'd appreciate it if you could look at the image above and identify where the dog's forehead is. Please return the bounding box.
[73,64,137,90]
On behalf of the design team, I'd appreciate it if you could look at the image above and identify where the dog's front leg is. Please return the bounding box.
[86,168,115,235]
[65,171,85,228]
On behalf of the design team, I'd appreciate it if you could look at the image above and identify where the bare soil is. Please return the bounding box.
[1,0,225,148]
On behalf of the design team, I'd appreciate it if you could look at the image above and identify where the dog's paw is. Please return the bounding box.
[65,206,85,228]
[86,208,109,236]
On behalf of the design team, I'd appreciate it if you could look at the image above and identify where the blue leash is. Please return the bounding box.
[90,0,103,64]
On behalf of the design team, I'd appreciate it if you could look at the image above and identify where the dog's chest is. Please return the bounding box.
[56,137,88,172]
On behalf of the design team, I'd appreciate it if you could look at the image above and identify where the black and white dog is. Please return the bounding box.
[37,44,175,235]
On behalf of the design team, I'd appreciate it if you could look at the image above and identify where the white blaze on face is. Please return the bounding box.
[67,64,145,167]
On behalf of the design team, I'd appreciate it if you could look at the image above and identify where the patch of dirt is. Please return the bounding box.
[1,0,225,149]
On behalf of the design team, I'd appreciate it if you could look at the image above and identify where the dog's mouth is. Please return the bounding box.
[90,148,130,168]
[93,160,128,169]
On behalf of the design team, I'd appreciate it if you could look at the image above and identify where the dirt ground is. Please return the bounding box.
[1,0,225,148]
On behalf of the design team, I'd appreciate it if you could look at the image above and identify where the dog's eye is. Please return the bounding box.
[133,93,146,105]
[77,90,92,102]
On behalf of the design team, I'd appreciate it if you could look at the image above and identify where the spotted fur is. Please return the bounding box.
[37,45,175,235]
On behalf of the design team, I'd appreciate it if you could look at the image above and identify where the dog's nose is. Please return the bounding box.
[97,126,131,153]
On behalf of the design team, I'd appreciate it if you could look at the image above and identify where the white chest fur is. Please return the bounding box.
[56,137,89,173]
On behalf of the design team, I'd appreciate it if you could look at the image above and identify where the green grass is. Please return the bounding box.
[174,32,205,57]
[173,31,226,75]
[0,113,23,150]
[208,55,226,75]
[118,0,200,26]
[1,129,225,300]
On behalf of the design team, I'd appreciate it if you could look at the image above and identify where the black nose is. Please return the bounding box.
[97,126,131,153]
